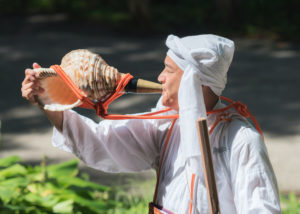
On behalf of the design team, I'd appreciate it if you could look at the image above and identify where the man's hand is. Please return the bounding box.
[21,63,44,104]
[21,63,63,132]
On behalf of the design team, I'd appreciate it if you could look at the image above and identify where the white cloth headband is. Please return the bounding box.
[165,34,235,175]
[166,34,234,96]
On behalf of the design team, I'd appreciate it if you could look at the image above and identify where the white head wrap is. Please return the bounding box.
[165,34,235,173]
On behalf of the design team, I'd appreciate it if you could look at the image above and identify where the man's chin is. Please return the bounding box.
[161,100,178,111]
[161,99,170,108]
[161,100,168,107]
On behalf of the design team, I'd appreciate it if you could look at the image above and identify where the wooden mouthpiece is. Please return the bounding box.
[124,78,162,94]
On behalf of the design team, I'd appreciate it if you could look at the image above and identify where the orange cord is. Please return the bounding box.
[51,65,96,110]
[153,119,177,204]
[209,112,232,135]
[51,65,179,120]
[52,65,264,211]
[51,65,263,139]
[207,96,264,141]
[189,173,196,214]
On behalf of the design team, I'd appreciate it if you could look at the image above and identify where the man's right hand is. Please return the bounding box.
[21,63,44,105]
[21,62,63,132]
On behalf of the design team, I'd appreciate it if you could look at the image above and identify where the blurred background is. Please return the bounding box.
[0,0,299,212]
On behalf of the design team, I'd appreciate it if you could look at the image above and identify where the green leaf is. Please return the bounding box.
[0,164,27,179]
[59,192,115,212]
[53,199,74,213]
[0,203,30,212]
[57,176,110,192]
[0,157,124,213]
[0,156,21,168]
[47,159,79,178]
[0,177,29,204]
[0,176,29,188]
[281,192,300,214]
[0,186,19,204]
[24,192,59,209]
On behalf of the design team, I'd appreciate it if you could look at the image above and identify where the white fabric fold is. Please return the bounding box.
[166,34,235,174]
[52,105,281,213]
[166,34,235,96]
[178,64,206,161]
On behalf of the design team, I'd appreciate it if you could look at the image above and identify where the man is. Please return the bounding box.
[21,34,281,213]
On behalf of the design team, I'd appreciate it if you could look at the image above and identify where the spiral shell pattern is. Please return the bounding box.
[34,49,124,111]
[61,49,123,101]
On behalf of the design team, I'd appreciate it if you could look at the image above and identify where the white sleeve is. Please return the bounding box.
[230,127,281,214]
[52,110,161,173]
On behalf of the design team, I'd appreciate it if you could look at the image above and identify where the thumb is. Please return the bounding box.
[32,62,42,69]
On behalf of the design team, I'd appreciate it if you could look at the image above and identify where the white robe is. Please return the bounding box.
[52,99,281,214]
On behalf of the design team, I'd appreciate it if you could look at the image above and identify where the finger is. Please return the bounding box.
[23,70,38,86]
[33,62,41,69]
[24,69,37,81]
[22,75,34,86]
[22,82,35,91]
[23,88,38,104]
[23,82,41,93]
[22,84,43,96]
[22,76,36,87]
[31,64,41,78]
[28,75,36,82]
[25,68,35,76]
[22,76,30,86]
[22,88,33,99]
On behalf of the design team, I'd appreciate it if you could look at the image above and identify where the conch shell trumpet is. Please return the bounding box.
[33,49,162,111]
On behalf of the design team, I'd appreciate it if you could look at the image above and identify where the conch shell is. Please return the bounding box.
[33,49,162,111]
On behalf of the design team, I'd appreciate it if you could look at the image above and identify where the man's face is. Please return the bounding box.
[158,56,184,111]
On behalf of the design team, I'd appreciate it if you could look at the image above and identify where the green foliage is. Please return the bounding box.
[1,154,298,213]
[0,0,299,39]
[236,0,300,39]
[0,119,150,213]
[0,156,22,168]
[151,0,213,32]
[0,156,119,213]
[281,192,300,214]
[108,190,148,214]
[0,120,1,148]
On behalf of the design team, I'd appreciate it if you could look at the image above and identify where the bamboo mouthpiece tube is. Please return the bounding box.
[124,78,162,94]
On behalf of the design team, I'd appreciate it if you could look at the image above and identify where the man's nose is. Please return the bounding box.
[158,71,165,83]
